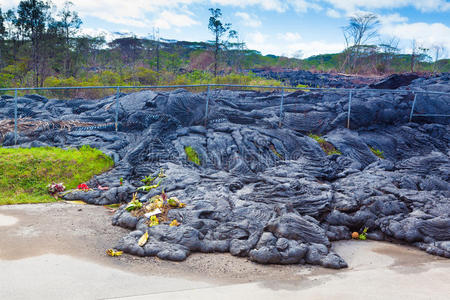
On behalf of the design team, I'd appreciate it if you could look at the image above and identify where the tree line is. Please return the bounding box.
[0,2,448,90]
[0,2,254,88]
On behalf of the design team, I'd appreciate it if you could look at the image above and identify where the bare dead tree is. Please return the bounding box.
[154,27,160,73]
[342,13,380,73]
[432,44,446,73]
[378,37,399,73]
[410,40,430,72]
[410,39,417,72]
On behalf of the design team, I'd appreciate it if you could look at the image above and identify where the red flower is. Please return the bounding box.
[77,183,89,191]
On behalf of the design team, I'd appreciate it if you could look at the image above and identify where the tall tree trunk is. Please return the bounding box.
[65,29,69,76]
[156,39,160,72]
[32,31,39,87]
[214,34,218,77]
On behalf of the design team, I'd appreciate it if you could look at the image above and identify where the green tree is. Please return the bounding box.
[0,8,5,66]
[3,9,19,61]
[108,36,143,65]
[208,8,234,76]
[0,8,5,37]
[161,50,183,72]
[56,1,82,76]
[73,35,105,72]
[152,28,160,72]
[16,0,51,86]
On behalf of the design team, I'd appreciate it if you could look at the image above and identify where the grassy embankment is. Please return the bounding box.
[37,71,289,99]
[0,146,114,205]
[1,71,304,98]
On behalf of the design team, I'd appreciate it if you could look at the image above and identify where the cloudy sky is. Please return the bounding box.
[2,0,450,58]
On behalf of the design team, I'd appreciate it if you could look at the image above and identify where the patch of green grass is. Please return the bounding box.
[104,203,121,209]
[184,146,201,165]
[369,146,385,159]
[308,133,342,156]
[308,133,326,144]
[326,149,342,155]
[269,144,284,160]
[0,145,114,205]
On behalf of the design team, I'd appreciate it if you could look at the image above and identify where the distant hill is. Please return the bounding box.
[139,39,449,74]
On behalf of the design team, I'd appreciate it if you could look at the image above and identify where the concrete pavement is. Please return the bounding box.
[1,205,449,300]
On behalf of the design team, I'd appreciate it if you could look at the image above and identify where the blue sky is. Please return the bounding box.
[2,0,450,58]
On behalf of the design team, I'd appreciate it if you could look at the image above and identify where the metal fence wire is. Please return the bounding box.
[0,84,449,145]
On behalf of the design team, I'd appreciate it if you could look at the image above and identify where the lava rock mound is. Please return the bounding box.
[1,74,449,268]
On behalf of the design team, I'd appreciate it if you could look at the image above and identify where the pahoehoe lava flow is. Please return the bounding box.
[1,73,449,269]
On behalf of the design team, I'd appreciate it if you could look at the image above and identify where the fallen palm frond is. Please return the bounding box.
[0,118,97,141]
[0,118,49,136]
[52,120,97,131]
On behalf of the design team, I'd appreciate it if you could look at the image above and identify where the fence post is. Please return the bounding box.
[409,92,417,122]
[279,87,285,128]
[115,87,120,132]
[204,84,210,127]
[14,89,18,145]
[347,90,352,129]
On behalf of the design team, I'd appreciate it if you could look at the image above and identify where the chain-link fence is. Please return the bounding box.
[1,84,449,146]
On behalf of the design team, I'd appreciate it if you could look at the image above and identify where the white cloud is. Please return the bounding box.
[90,14,150,28]
[154,11,199,30]
[326,8,341,18]
[380,22,450,52]
[211,0,287,12]
[295,40,345,58]
[412,0,450,12]
[278,32,302,42]
[2,0,202,29]
[246,32,344,58]
[212,0,322,13]
[2,0,450,58]
[378,13,409,25]
[0,0,18,9]
[78,27,134,42]
[211,0,450,14]
[248,31,267,44]
[3,0,450,20]
[322,0,450,14]
[235,12,262,28]
[287,0,322,13]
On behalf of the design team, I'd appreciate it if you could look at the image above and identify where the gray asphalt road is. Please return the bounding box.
[1,203,449,300]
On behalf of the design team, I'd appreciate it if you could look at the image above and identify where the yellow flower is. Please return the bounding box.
[149,215,159,227]
[170,219,180,227]
[106,249,123,256]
